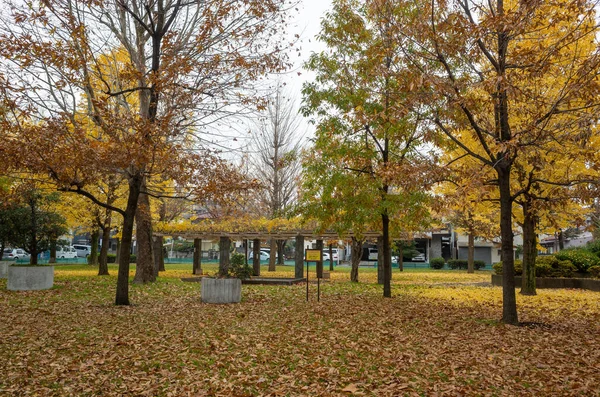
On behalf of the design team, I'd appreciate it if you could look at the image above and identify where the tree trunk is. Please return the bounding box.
[399,245,404,272]
[316,239,324,278]
[377,237,384,284]
[329,243,334,271]
[558,229,564,251]
[350,237,362,282]
[498,167,518,324]
[268,239,276,271]
[467,231,475,273]
[193,238,202,275]
[521,199,537,296]
[276,239,286,265]
[294,236,303,279]
[152,236,162,277]
[382,213,392,298]
[133,188,155,284]
[116,175,142,305]
[49,240,56,264]
[115,238,120,264]
[89,229,99,266]
[218,236,230,277]
[29,196,38,265]
[158,236,165,272]
[98,224,110,276]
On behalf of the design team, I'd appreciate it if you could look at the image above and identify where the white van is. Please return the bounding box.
[368,248,378,261]
[73,244,92,258]
[56,246,78,259]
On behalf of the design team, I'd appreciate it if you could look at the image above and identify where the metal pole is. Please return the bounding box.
[318,276,320,302]
[306,260,309,302]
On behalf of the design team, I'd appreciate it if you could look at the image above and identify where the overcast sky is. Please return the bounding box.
[214,0,333,156]
[286,0,333,92]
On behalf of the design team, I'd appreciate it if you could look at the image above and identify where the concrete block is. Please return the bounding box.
[7,265,54,291]
[201,278,241,304]
[0,261,10,279]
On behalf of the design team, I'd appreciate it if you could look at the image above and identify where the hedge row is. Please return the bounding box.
[493,257,578,278]
[429,258,486,270]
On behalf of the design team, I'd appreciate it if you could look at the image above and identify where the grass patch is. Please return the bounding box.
[0,264,597,395]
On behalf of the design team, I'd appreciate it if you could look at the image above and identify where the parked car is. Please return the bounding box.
[329,248,339,262]
[73,244,92,258]
[259,251,269,260]
[56,246,78,259]
[2,248,30,261]
[412,253,426,262]
[368,248,378,261]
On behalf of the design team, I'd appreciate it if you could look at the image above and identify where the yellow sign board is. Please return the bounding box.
[305,249,322,262]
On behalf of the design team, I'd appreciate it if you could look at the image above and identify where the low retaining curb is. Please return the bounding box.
[7,265,54,291]
[491,274,600,292]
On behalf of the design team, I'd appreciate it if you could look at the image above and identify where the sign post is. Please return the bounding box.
[305,249,322,302]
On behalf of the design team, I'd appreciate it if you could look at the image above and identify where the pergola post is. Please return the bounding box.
[316,239,324,278]
[268,239,276,271]
[193,238,202,275]
[253,238,261,277]
[295,235,304,279]
[219,236,230,276]
[329,243,334,271]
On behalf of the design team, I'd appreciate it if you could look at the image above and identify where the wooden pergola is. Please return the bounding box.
[154,229,384,278]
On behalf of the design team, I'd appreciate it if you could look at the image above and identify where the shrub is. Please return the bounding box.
[555,249,599,273]
[105,254,136,264]
[534,262,553,278]
[228,253,252,280]
[496,256,577,278]
[553,260,576,278]
[585,240,600,257]
[430,257,445,269]
[447,259,485,270]
[492,260,522,275]
[447,259,466,270]
[473,260,485,270]
[589,265,600,278]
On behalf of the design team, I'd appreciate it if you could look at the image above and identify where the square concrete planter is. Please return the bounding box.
[0,261,10,279]
[7,265,54,291]
[201,277,241,303]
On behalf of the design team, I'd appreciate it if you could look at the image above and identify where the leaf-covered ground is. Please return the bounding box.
[0,264,598,396]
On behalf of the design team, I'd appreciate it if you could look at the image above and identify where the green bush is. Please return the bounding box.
[446,259,485,270]
[585,240,600,257]
[534,262,553,278]
[473,260,485,270]
[429,257,445,269]
[589,265,600,278]
[105,254,136,264]
[447,259,466,270]
[535,255,576,278]
[555,249,599,273]
[492,260,522,275]
[228,253,252,280]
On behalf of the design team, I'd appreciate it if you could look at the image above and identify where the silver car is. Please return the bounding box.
[3,248,30,260]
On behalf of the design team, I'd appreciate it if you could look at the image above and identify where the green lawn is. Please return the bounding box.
[0,264,598,396]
